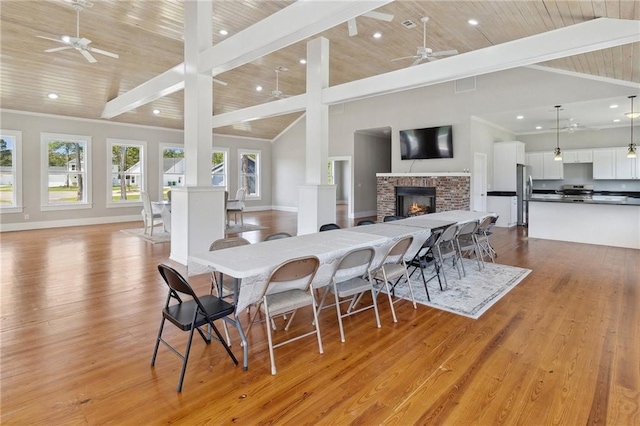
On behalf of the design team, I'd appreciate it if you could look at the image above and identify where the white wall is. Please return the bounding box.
[0,110,272,229]
[271,116,306,210]
[470,117,516,192]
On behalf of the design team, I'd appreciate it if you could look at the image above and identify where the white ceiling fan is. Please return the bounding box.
[392,17,458,66]
[267,66,291,100]
[347,10,394,37]
[37,1,119,63]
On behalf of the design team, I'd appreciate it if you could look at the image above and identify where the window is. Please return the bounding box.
[239,149,260,198]
[41,133,92,210]
[327,161,335,185]
[0,129,22,212]
[108,139,145,205]
[211,149,228,189]
[161,145,184,201]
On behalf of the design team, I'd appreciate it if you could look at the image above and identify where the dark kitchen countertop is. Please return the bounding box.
[529,197,640,206]
[487,191,516,197]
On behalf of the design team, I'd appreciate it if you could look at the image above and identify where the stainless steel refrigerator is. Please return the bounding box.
[516,164,533,226]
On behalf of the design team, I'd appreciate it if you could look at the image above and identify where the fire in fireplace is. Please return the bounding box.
[396,186,436,217]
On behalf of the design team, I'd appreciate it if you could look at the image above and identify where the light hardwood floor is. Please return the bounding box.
[1,209,639,425]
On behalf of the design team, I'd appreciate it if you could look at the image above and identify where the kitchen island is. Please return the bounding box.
[528,197,640,249]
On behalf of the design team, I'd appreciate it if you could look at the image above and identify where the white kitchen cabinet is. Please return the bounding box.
[526,152,544,179]
[542,152,564,179]
[562,149,593,163]
[592,149,616,179]
[614,147,639,179]
[493,141,526,192]
[486,196,517,228]
[526,151,563,180]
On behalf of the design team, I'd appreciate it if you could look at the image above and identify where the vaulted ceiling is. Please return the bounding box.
[1,1,639,140]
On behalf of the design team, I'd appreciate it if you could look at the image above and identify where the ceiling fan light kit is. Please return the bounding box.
[554,105,563,161]
[627,95,637,159]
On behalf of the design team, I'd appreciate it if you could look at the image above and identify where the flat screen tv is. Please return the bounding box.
[400,125,453,160]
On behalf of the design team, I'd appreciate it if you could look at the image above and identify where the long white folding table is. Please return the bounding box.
[188,224,431,368]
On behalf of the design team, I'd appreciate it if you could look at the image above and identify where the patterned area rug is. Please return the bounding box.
[121,228,170,244]
[387,258,531,319]
[122,223,268,244]
[225,223,268,234]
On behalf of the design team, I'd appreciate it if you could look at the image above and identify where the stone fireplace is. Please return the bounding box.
[396,186,436,217]
[377,173,470,222]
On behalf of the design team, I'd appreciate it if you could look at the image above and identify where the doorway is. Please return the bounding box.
[472,152,487,211]
[328,156,351,218]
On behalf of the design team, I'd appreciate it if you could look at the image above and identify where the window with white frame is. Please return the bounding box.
[161,145,184,201]
[211,149,228,189]
[108,139,145,204]
[0,129,22,212]
[239,149,260,198]
[41,133,92,209]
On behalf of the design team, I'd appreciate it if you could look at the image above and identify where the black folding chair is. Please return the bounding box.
[319,223,341,232]
[151,264,238,392]
[406,231,445,301]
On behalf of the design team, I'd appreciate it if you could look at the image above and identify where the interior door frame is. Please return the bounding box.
[472,152,487,211]
[328,156,352,218]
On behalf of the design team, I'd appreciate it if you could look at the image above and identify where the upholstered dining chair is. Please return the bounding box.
[226,188,246,226]
[152,264,238,392]
[140,191,162,236]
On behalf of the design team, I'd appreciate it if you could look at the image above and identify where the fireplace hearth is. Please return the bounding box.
[396,186,436,217]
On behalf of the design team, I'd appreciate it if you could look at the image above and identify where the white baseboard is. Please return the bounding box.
[272,205,298,212]
[0,214,142,232]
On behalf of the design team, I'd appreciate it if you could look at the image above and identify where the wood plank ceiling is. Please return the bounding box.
[1,1,638,140]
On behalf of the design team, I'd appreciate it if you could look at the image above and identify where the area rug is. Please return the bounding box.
[121,228,171,244]
[386,259,531,319]
[225,223,268,234]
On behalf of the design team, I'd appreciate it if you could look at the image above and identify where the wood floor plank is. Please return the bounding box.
[1,209,638,425]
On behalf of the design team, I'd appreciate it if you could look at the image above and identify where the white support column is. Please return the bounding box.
[297,37,336,235]
[171,0,224,264]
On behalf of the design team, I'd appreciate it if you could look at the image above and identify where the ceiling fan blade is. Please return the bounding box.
[411,57,425,67]
[45,46,74,53]
[37,35,68,44]
[80,49,97,63]
[362,11,394,21]
[391,55,420,62]
[347,18,358,37]
[213,78,228,86]
[431,49,459,57]
[89,47,119,59]
[78,37,92,45]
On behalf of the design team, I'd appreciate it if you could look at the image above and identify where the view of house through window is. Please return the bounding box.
[212,149,227,188]
[42,133,90,206]
[239,150,259,197]
[162,147,184,200]
[110,140,144,202]
[0,131,18,208]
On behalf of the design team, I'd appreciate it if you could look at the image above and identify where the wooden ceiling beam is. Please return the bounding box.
[101,0,393,119]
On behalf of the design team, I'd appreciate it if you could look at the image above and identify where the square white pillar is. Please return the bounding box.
[297,185,337,235]
[169,186,226,265]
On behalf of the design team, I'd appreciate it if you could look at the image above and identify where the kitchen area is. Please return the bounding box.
[487,141,640,249]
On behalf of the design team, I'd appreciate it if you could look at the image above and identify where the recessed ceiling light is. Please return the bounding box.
[152,109,160,115]
[613,119,621,122]
[468,19,479,26]
[535,126,542,130]
[609,104,619,109]
[47,93,59,99]
[256,85,263,92]
[516,115,524,120]
[299,59,307,65]
[373,32,382,39]
[219,29,228,36]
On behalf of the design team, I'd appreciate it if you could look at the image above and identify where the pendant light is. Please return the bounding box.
[627,95,637,159]
[553,105,563,161]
